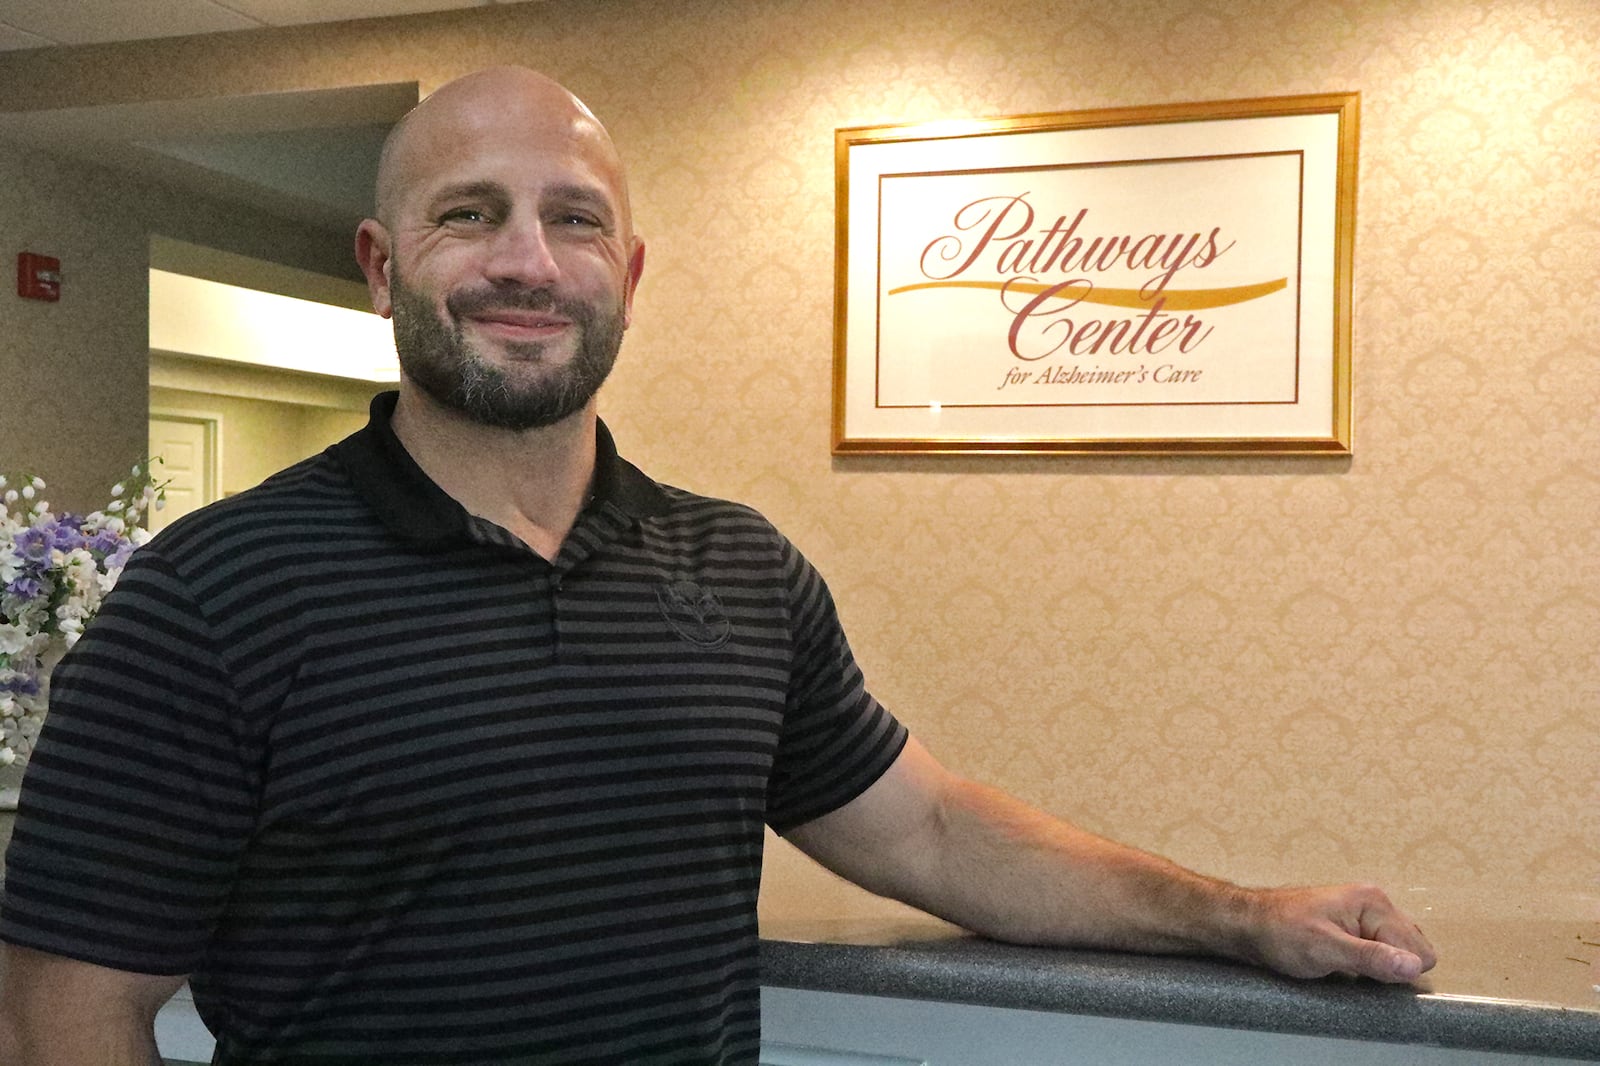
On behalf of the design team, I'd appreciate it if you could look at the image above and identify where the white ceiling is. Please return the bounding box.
[0,1,522,51]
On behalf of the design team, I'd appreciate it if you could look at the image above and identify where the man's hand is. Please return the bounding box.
[1234,883,1436,983]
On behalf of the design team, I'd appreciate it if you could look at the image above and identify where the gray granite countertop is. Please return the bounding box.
[759,907,1600,1061]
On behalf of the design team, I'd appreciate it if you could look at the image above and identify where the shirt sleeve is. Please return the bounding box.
[765,538,908,833]
[0,549,258,975]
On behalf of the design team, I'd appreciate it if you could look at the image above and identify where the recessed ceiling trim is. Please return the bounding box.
[0,82,418,232]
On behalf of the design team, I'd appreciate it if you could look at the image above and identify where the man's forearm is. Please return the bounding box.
[874,775,1259,958]
[789,739,1435,983]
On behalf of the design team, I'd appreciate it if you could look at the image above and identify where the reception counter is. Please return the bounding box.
[758,905,1600,1064]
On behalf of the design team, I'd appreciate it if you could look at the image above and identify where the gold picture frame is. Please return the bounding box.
[832,93,1359,455]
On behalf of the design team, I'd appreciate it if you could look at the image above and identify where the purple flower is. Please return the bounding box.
[50,519,85,553]
[6,574,44,600]
[89,528,123,555]
[0,670,39,696]
[105,541,136,572]
[13,526,51,563]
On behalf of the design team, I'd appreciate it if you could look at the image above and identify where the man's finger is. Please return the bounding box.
[1356,894,1438,973]
[1340,931,1426,983]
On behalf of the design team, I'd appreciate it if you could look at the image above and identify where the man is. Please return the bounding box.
[0,68,1434,1065]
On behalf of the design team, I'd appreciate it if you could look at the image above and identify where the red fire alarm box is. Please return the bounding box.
[18,252,61,302]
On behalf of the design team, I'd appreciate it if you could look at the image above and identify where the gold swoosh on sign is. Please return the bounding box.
[886,277,1288,311]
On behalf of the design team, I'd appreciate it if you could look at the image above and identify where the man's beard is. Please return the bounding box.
[389,266,624,431]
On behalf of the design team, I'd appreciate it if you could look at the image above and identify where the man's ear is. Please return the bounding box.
[622,237,646,329]
[355,220,395,319]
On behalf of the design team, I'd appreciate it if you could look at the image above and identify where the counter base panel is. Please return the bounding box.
[763,987,1597,1066]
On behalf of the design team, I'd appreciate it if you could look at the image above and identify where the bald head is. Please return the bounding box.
[373,67,632,233]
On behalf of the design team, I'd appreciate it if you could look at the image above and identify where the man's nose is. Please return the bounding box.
[483,215,561,288]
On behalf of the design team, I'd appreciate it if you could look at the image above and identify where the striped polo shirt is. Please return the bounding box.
[1,392,908,1064]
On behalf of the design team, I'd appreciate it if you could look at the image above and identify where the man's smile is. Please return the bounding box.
[461,308,573,341]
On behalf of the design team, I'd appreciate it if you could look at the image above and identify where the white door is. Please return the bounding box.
[147,414,220,532]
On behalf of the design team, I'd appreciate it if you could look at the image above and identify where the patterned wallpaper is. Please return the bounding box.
[0,0,1593,921]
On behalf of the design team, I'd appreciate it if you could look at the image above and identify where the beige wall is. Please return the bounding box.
[1,144,145,508]
[0,0,1595,918]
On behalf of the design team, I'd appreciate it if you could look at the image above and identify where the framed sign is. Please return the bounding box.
[832,93,1358,454]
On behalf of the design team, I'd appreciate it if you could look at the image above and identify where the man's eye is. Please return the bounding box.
[556,212,602,229]
[440,207,490,224]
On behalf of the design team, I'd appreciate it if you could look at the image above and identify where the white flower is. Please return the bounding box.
[0,622,30,655]
[64,548,96,585]
[15,602,47,633]
[20,485,34,500]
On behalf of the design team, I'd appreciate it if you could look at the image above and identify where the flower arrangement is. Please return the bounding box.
[0,463,164,770]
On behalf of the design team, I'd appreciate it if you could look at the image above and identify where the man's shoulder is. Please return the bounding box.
[647,483,790,545]
[628,483,825,594]
[652,482,766,520]
[136,450,376,574]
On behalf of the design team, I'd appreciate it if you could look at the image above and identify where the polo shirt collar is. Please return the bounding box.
[331,390,670,545]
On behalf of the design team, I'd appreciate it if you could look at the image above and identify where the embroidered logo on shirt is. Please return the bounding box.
[656,579,731,649]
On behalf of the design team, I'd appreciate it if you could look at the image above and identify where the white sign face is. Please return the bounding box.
[834,96,1357,454]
